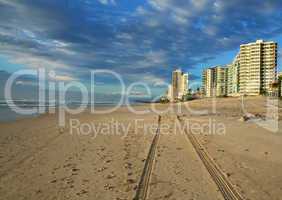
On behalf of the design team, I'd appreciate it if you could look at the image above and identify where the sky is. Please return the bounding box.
[0,0,282,100]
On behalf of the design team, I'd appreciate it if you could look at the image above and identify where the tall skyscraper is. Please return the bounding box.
[171,69,189,100]
[239,40,277,95]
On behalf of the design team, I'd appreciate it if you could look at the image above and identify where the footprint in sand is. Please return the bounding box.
[106,173,116,179]
[50,179,57,183]
[104,184,115,191]
[98,166,108,172]
[76,189,88,196]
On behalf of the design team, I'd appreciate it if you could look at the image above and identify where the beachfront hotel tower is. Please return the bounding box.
[202,68,214,97]
[202,40,277,97]
[202,66,227,97]
[171,69,189,100]
[239,40,277,95]
[215,67,228,96]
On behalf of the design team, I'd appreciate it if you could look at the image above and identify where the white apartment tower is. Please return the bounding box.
[202,66,227,97]
[182,73,189,95]
[215,67,228,96]
[239,40,277,95]
[166,84,173,100]
[202,68,215,97]
[227,54,240,96]
[203,40,277,97]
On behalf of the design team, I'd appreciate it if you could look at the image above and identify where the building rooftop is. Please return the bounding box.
[240,40,276,46]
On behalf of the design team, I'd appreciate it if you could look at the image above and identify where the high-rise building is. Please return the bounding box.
[215,67,228,96]
[227,54,240,96]
[166,84,173,100]
[202,66,227,97]
[182,73,189,95]
[202,68,215,97]
[172,69,182,99]
[239,40,277,95]
[202,40,278,97]
[201,71,206,97]
[279,72,282,97]
[171,69,189,100]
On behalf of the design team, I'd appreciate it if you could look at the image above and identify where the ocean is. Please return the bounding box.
[0,98,153,122]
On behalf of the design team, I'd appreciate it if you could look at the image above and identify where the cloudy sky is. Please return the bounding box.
[0,0,282,99]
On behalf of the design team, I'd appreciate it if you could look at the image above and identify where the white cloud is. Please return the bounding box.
[98,0,116,6]
[145,50,167,64]
[136,6,147,15]
[116,33,133,40]
[0,0,22,8]
[12,55,69,70]
[218,37,232,47]
[148,0,170,11]
[133,50,167,69]
[106,59,116,64]
[213,0,224,12]
[145,18,160,27]
[171,13,189,25]
[191,0,208,10]
[143,74,167,86]
[22,29,36,39]
[203,25,218,36]
[144,0,196,26]
[54,47,75,56]
[127,73,167,87]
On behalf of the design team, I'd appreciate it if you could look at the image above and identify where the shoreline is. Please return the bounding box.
[1,96,281,124]
[0,101,155,123]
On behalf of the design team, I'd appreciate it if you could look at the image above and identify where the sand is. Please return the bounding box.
[0,97,281,200]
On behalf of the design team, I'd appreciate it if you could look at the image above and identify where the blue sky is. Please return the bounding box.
[0,0,282,99]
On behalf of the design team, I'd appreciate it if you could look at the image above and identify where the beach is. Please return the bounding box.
[0,97,282,200]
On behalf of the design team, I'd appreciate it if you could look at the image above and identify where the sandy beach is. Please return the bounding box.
[0,97,282,200]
